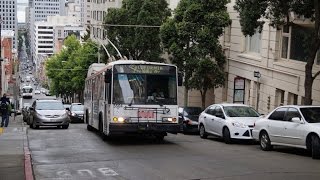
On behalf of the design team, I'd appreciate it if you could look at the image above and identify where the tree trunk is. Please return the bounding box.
[305,0,320,105]
[201,90,207,110]
[184,86,188,107]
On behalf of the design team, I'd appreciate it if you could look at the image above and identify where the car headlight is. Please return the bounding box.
[71,112,76,116]
[232,122,247,128]
[36,112,43,117]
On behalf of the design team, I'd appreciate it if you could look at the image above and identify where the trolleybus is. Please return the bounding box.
[84,60,181,140]
[22,85,33,99]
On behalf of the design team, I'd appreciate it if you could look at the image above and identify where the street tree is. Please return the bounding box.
[160,0,230,108]
[46,35,99,101]
[234,0,320,105]
[104,0,171,62]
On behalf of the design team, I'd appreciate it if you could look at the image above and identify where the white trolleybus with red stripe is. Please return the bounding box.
[84,60,181,140]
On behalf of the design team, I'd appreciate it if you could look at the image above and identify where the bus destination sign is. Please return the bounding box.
[114,64,176,74]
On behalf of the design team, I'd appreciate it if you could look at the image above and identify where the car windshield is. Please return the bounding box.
[300,107,320,123]
[184,107,202,116]
[223,106,260,117]
[72,105,84,111]
[36,102,64,110]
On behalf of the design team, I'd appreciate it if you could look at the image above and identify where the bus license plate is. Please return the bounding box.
[138,111,154,118]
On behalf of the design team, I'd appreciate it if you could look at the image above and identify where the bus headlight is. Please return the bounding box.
[164,117,177,122]
[113,117,127,123]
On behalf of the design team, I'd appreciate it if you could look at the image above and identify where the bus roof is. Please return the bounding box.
[86,60,177,79]
[22,85,33,88]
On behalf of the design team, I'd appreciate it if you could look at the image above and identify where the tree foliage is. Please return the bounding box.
[46,35,99,101]
[234,0,320,105]
[104,0,171,62]
[160,0,230,108]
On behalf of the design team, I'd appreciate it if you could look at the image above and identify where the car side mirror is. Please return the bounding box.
[291,117,303,124]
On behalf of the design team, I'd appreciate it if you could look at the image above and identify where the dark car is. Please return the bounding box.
[68,103,84,123]
[179,107,202,133]
[22,103,31,122]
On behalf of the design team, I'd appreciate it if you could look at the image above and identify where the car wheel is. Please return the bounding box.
[259,131,273,151]
[311,135,320,159]
[199,124,207,139]
[223,127,232,144]
[62,124,69,129]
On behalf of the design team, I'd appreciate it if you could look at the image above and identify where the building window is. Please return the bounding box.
[281,24,319,64]
[246,29,261,54]
[233,77,245,104]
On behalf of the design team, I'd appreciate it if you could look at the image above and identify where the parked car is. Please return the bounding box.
[63,104,71,110]
[22,103,31,122]
[68,103,84,123]
[34,90,41,94]
[179,106,202,133]
[198,103,260,143]
[28,99,70,129]
[252,105,320,159]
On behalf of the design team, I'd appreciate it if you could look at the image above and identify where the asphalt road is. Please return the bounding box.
[23,96,320,180]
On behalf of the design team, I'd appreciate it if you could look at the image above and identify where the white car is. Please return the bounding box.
[34,90,41,94]
[252,105,320,159]
[198,104,260,143]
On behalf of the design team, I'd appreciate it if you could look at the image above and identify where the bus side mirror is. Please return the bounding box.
[178,72,183,86]
[104,69,112,83]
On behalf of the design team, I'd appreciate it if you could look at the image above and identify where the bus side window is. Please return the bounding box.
[105,69,112,83]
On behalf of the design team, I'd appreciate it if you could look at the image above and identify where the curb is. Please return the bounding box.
[23,123,35,180]
[24,146,34,180]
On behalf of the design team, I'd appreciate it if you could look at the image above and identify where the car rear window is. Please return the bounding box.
[184,107,202,116]
[72,105,84,111]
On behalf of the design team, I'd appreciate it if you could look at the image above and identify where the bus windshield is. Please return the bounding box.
[22,87,33,93]
[113,65,177,105]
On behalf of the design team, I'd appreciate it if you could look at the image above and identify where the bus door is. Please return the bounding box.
[104,69,112,134]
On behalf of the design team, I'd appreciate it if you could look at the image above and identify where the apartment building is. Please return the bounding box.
[168,0,320,114]
[65,0,86,26]
[0,0,18,49]
[86,0,122,43]
[28,0,66,61]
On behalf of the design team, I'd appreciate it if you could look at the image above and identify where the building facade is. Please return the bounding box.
[169,0,320,114]
[87,0,122,43]
[0,0,18,49]
[28,0,66,62]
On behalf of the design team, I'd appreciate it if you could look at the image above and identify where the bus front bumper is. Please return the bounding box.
[109,123,180,134]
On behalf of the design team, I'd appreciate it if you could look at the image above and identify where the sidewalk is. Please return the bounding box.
[0,115,26,180]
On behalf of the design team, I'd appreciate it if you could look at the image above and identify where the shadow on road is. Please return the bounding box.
[272,146,311,158]
[103,135,177,146]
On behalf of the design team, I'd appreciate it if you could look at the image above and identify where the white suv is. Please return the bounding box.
[252,105,320,159]
[198,104,260,143]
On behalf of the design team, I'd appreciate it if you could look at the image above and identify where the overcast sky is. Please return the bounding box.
[18,0,28,23]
